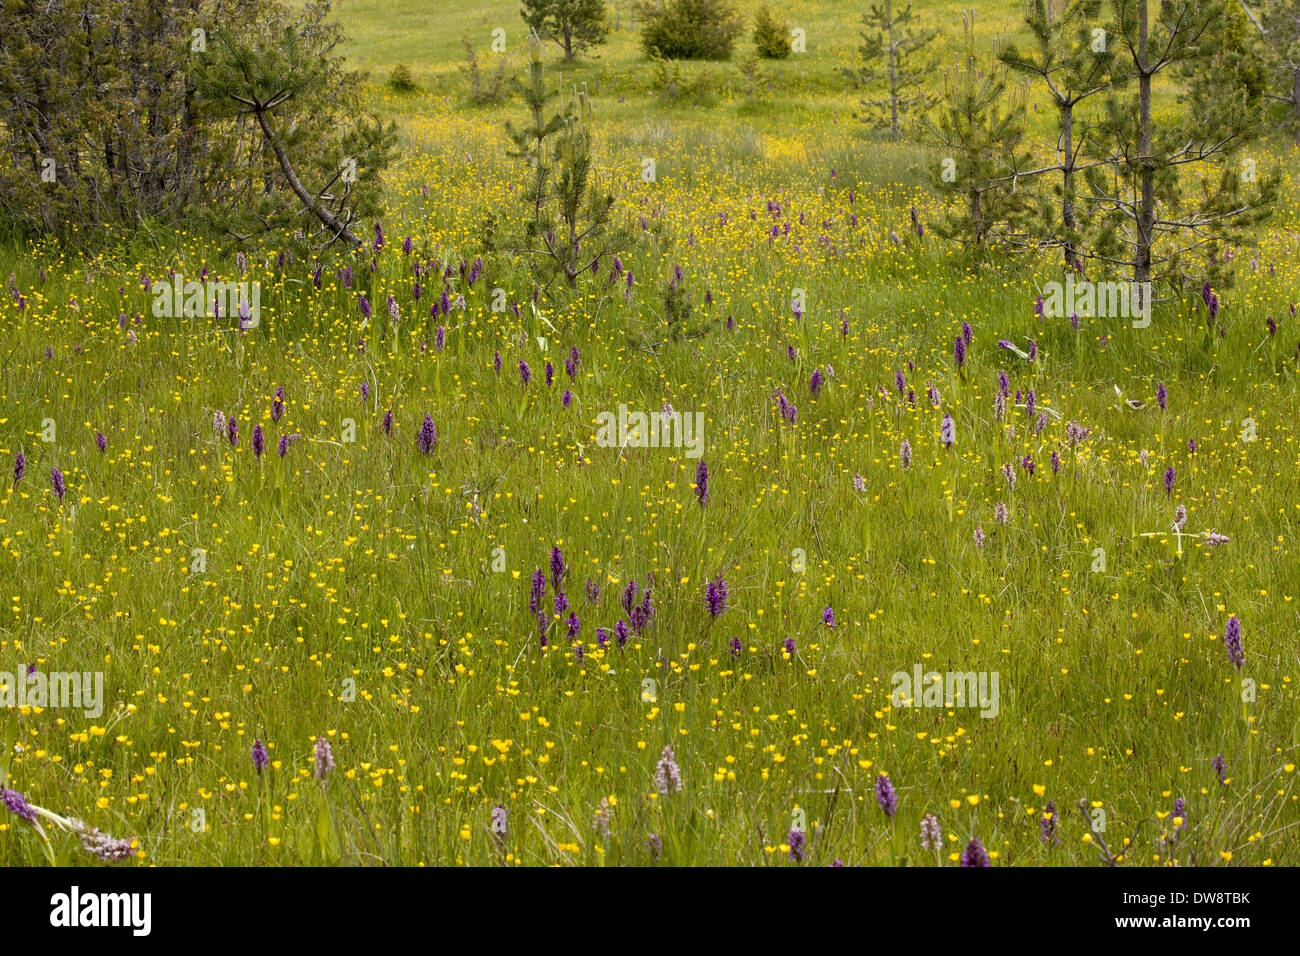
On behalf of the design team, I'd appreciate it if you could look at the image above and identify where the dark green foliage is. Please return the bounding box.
[191,0,398,251]
[636,0,745,61]
[505,34,631,292]
[521,0,609,61]
[924,12,1033,250]
[1082,0,1275,291]
[752,5,791,59]
[389,64,418,92]
[847,0,936,140]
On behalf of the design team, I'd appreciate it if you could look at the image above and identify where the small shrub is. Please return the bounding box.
[637,0,744,61]
[461,37,513,105]
[752,5,790,59]
[649,54,713,102]
[388,64,418,92]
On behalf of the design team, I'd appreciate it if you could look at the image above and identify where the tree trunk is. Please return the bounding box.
[564,23,574,61]
[1292,68,1300,139]
[1135,0,1155,290]
[886,0,899,141]
[253,107,362,248]
[1060,101,1076,268]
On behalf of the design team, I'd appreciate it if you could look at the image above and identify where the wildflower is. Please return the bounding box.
[994,502,1009,525]
[593,798,612,839]
[252,424,264,459]
[383,409,393,435]
[1172,796,1187,830]
[631,592,654,633]
[810,367,823,398]
[493,352,502,375]
[417,414,437,455]
[655,745,683,796]
[695,460,709,505]
[1002,463,1017,490]
[940,413,955,448]
[822,606,835,627]
[786,828,806,862]
[78,825,137,862]
[95,431,106,453]
[973,526,986,548]
[1,787,36,823]
[1157,382,1167,411]
[550,546,566,590]
[961,321,973,345]
[1164,466,1175,496]
[899,439,912,470]
[645,833,662,860]
[1224,616,1244,668]
[615,620,629,648]
[954,336,966,369]
[519,360,532,385]
[1173,504,1187,532]
[782,636,796,657]
[960,837,991,867]
[272,387,285,422]
[251,738,269,775]
[554,590,569,615]
[920,813,941,851]
[1040,801,1058,845]
[875,774,897,817]
[728,635,742,658]
[313,737,334,780]
[853,472,865,493]
[1050,450,1060,474]
[13,451,25,487]
[705,577,728,618]
[1211,754,1227,784]
[51,467,65,502]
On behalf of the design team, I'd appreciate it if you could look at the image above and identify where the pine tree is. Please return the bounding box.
[522,0,609,62]
[752,5,791,59]
[999,1,1115,267]
[1258,0,1300,134]
[924,11,1033,249]
[1082,0,1274,298]
[505,33,629,292]
[192,0,397,250]
[848,0,936,140]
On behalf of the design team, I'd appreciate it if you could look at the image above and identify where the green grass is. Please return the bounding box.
[0,0,1297,867]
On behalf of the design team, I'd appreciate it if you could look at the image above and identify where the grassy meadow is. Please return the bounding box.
[1,0,1298,867]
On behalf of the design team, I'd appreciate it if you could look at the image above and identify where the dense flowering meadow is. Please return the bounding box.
[2,38,1300,865]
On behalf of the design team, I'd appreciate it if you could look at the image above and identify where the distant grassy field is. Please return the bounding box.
[1,1,1298,867]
